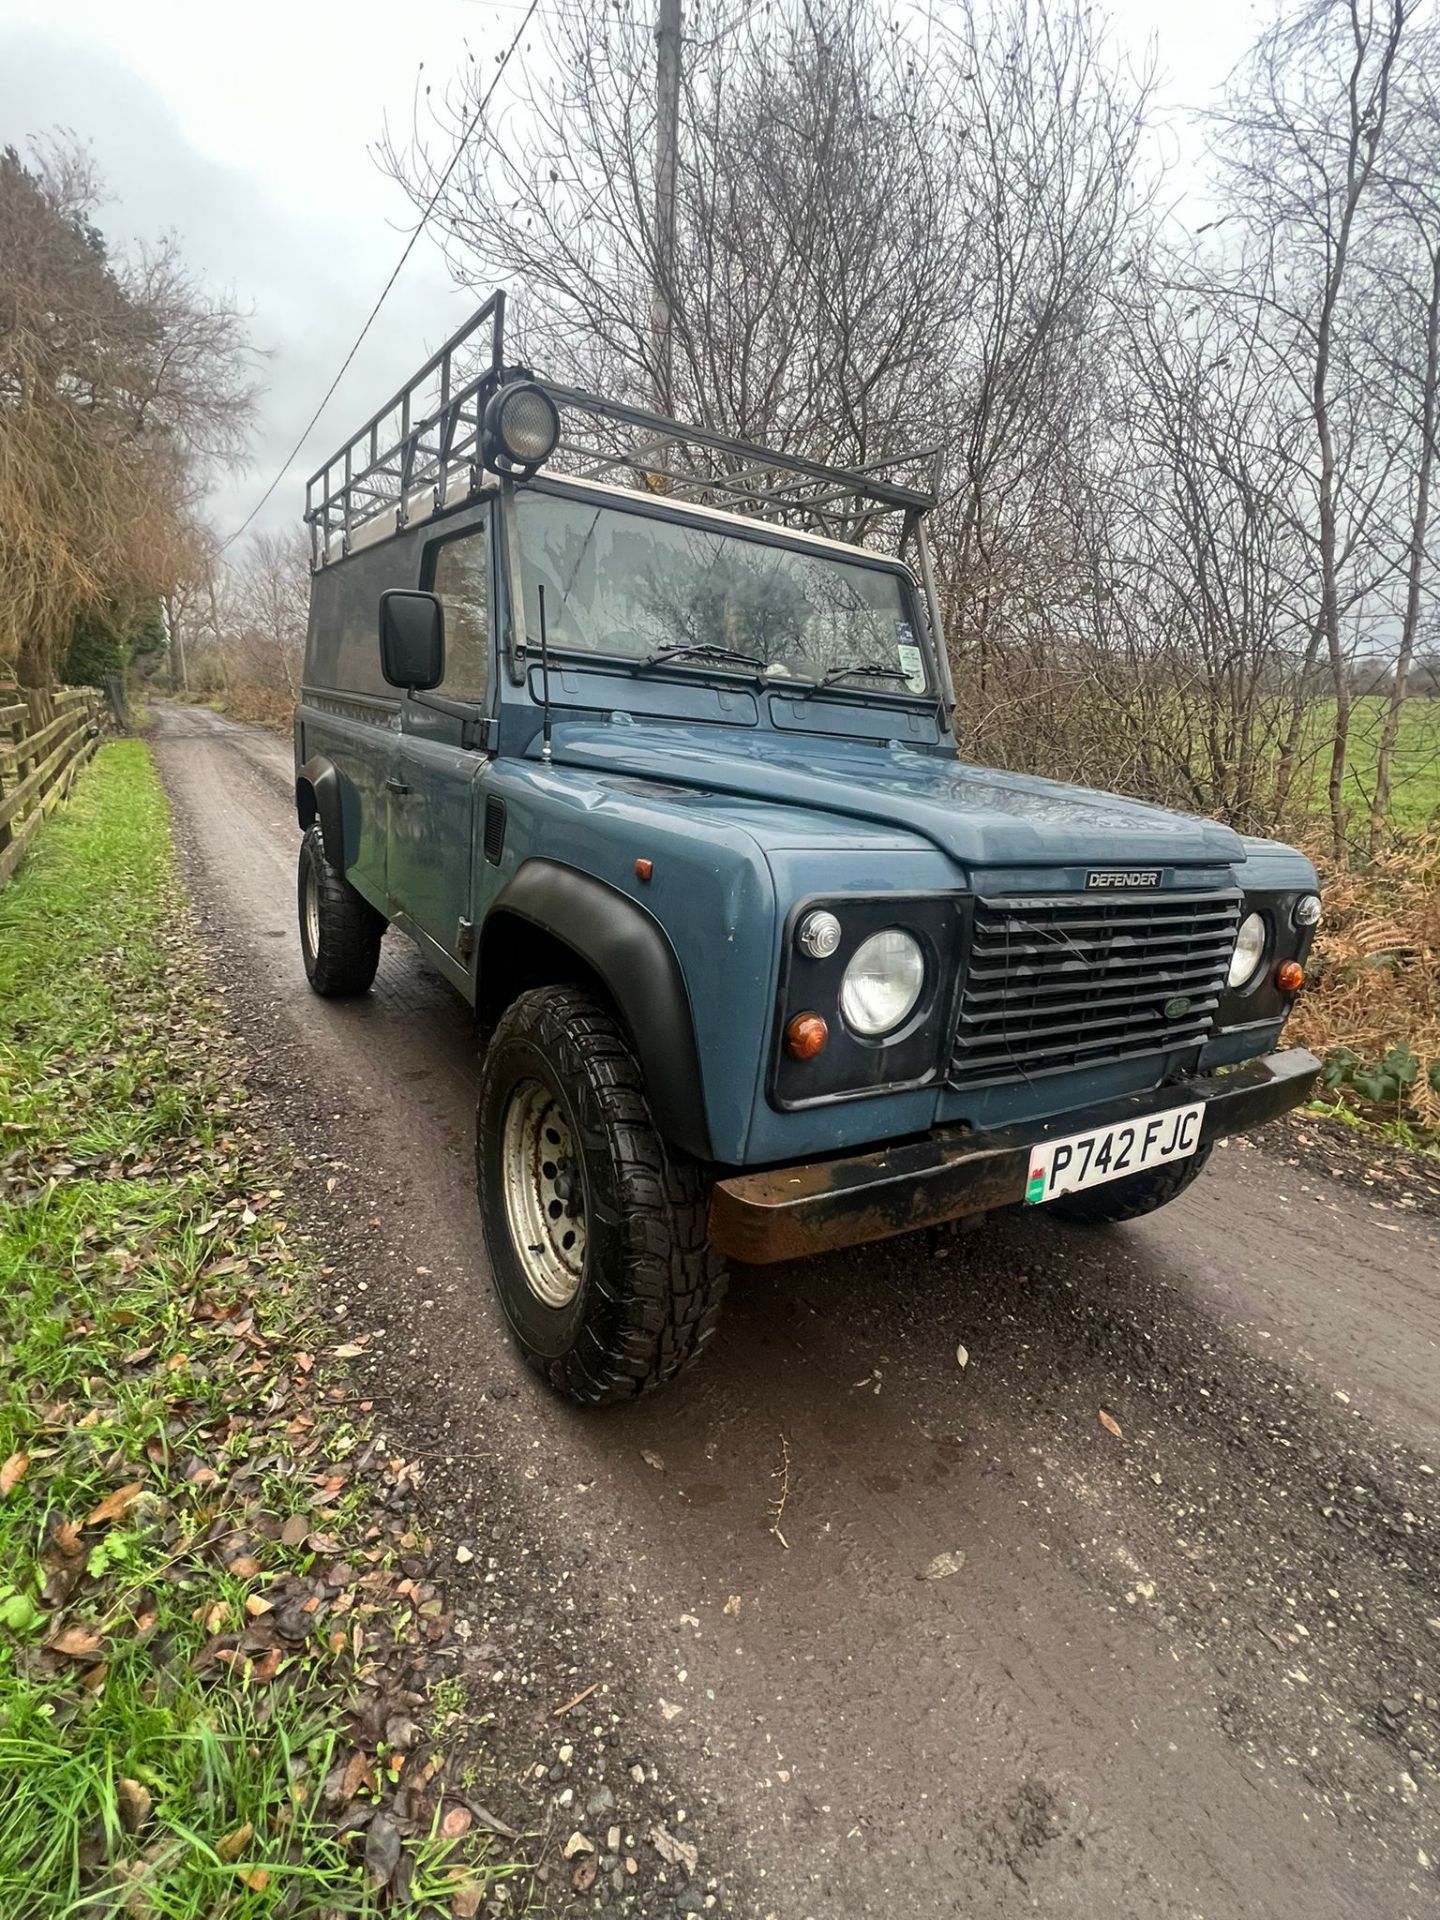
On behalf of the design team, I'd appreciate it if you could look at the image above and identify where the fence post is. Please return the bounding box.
[0,681,110,892]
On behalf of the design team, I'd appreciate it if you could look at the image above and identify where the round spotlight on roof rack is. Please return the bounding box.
[482,381,560,476]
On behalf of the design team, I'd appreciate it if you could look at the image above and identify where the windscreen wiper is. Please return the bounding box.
[647,643,766,672]
[820,662,915,688]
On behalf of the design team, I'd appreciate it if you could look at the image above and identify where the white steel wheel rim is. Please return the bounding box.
[303,861,321,957]
[500,1077,587,1309]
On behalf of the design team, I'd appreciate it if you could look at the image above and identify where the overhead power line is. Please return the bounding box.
[222,0,540,551]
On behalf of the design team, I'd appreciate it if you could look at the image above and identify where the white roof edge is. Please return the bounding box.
[538,471,912,568]
[323,466,909,572]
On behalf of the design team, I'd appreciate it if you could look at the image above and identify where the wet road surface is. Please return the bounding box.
[151,701,1440,1919]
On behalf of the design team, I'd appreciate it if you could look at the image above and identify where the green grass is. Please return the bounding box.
[1302,1096,1440,1160]
[1300,695,1440,840]
[0,746,512,1917]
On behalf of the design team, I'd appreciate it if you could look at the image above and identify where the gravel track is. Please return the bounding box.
[151,701,1440,1920]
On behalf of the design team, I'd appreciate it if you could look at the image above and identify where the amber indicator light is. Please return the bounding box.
[784,1012,828,1060]
[1276,960,1305,992]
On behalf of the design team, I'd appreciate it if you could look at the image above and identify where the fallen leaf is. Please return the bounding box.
[0,1452,28,1498]
[452,1887,484,1920]
[116,1778,152,1833]
[640,1450,665,1472]
[216,1823,253,1862]
[342,1750,375,1801]
[955,1344,969,1369]
[226,1555,261,1578]
[331,1343,368,1359]
[87,1481,145,1527]
[650,1822,699,1874]
[918,1551,966,1581]
[364,1811,401,1888]
[280,1512,309,1548]
[48,1518,84,1559]
[49,1625,103,1659]
[239,1867,270,1892]
[1098,1408,1124,1440]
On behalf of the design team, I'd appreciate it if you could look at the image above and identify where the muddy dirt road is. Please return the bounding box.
[151,701,1439,1919]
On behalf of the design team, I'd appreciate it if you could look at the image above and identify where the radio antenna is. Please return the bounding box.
[537,583,554,762]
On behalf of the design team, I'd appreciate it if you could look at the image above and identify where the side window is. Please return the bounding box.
[430,520,491,704]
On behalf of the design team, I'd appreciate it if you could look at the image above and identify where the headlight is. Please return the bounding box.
[1294,893,1322,929]
[1228,910,1267,988]
[840,929,925,1036]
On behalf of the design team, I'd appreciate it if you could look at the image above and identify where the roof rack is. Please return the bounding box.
[305,293,940,568]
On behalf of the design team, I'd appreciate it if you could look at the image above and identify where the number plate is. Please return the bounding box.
[1024,1102,1204,1205]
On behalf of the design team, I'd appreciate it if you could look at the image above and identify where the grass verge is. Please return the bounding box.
[0,743,519,1918]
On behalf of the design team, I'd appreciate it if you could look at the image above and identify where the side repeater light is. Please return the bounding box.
[1276,960,1305,993]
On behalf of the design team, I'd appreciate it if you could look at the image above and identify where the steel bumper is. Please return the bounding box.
[708,1048,1321,1265]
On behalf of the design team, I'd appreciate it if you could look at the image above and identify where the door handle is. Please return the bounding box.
[386,777,412,795]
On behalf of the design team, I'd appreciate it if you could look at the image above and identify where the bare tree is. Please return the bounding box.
[381,0,972,467]
[1206,1,1410,857]
[0,137,258,687]
[230,529,309,697]
[1367,51,1440,849]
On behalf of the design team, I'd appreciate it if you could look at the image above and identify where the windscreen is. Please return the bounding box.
[514,492,929,692]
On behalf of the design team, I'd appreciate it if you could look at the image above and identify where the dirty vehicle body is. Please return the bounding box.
[294,297,1322,1402]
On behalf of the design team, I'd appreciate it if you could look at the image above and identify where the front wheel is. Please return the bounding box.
[1046,1143,1213,1225]
[476,986,728,1404]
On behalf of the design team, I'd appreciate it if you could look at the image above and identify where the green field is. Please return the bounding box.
[1301,695,1440,841]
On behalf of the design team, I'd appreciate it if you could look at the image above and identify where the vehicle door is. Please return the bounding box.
[385,510,495,984]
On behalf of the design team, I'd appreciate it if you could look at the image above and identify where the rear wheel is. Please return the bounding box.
[476,985,728,1404]
[297,824,385,997]
[1046,1144,1213,1224]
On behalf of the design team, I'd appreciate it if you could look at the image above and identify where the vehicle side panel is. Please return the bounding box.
[473,761,777,1164]
[298,536,423,908]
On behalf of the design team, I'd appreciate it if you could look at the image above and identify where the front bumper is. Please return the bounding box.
[708,1048,1320,1264]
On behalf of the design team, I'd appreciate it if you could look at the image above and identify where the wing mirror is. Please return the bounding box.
[379,590,445,691]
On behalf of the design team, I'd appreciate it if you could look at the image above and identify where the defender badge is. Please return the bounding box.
[1086,869,1162,889]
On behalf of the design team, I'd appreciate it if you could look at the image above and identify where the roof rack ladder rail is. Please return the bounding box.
[305,293,507,560]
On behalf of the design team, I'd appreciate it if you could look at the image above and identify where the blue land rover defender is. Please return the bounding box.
[294,298,1322,1404]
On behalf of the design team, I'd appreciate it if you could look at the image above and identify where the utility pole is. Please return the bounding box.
[652,0,681,416]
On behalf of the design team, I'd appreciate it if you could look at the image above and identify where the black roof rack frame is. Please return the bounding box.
[305,294,941,569]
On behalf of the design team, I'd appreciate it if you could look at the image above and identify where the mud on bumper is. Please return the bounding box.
[708,1048,1321,1265]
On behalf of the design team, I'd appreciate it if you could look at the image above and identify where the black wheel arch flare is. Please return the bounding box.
[295,755,345,868]
[481,859,713,1163]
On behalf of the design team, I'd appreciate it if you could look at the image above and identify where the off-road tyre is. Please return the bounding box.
[297,824,385,997]
[476,985,729,1404]
[1047,1143,1213,1225]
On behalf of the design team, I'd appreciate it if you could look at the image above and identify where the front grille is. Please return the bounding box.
[950,890,1242,1088]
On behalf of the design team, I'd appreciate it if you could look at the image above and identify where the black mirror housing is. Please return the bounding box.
[379,590,445,690]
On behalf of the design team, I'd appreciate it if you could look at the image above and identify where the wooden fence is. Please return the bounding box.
[0,687,106,890]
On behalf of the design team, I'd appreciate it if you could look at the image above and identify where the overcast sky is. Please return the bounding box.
[0,0,1272,545]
